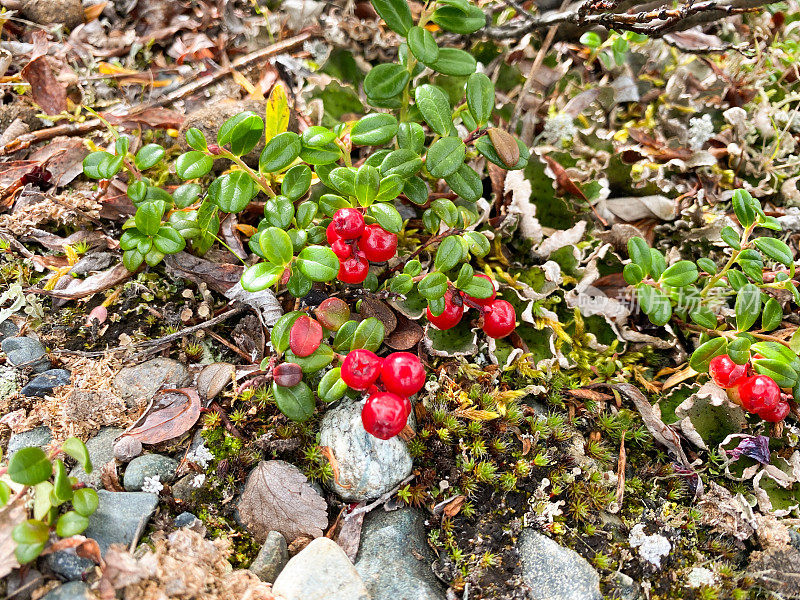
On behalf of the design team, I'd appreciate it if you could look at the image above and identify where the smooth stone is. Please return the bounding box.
[171,473,196,502]
[113,357,191,408]
[6,567,43,600]
[112,436,142,463]
[40,581,92,600]
[8,426,52,456]
[85,490,159,553]
[43,551,93,582]
[249,530,288,583]
[272,537,370,600]
[70,427,124,488]
[0,319,19,341]
[355,508,444,600]
[518,530,602,600]
[123,454,178,491]
[319,400,412,501]
[2,336,50,373]
[175,511,199,528]
[20,368,70,397]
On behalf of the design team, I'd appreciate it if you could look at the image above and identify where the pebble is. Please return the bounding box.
[0,319,19,341]
[518,530,602,600]
[113,357,191,408]
[6,568,43,600]
[174,512,200,528]
[319,400,412,501]
[8,426,52,456]
[40,581,92,600]
[20,368,70,397]
[2,336,50,373]
[123,454,178,491]
[113,436,143,463]
[355,508,445,600]
[272,537,370,600]
[70,427,124,488]
[171,473,196,502]
[20,0,84,29]
[249,530,289,583]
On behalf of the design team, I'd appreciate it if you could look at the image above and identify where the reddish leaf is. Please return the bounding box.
[289,315,323,358]
[542,155,587,200]
[315,297,351,331]
[122,388,201,445]
[21,56,67,115]
[273,363,303,387]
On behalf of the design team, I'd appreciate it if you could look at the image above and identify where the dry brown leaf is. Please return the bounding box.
[196,363,235,401]
[238,460,328,544]
[21,57,67,115]
[359,298,397,335]
[122,388,201,445]
[384,313,423,350]
[30,263,131,302]
[164,252,243,294]
[443,495,466,517]
[542,155,586,200]
[41,535,104,568]
[0,495,26,578]
[101,461,124,492]
[335,508,364,561]
[29,137,89,187]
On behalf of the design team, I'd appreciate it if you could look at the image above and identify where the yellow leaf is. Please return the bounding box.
[231,70,257,97]
[64,244,79,266]
[265,83,290,143]
[453,408,499,421]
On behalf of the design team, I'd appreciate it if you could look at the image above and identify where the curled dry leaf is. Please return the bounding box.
[40,535,104,567]
[385,313,423,351]
[237,460,328,544]
[359,298,397,335]
[21,56,68,115]
[0,495,26,578]
[164,252,243,294]
[335,507,365,561]
[196,363,235,401]
[122,388,201,445]
[30,263,131,303]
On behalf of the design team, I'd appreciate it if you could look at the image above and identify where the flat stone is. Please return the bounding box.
[85,490,159,553]
[70,427,124,488]
[2,336,50,373]
[113,357,191,408]
[8,426,52,456]
[123,454,178,491]
[0,319,19,341]
[43,551,94,582]
[20,368,70,397]
[272,537,370,600]
[6,567,43,600]
[518,530,602,600]
[40,581,92,600]
[175,511,199,528]
[171,473,195,502]
[249,530,288,583]
[319,400,412,501]
[355,508,444,600]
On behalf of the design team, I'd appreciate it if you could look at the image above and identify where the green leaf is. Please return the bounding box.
[697,258,717,274]
[390,273,414,294]
[217,111,264,156]
[193,200,219,255]
[13,520,49,545]
[134,200,165,236]
[403,176,428,205]
[463,231,490,257]
[185,127,207,151]
[272,381,315,421]
[374,174,405,203]
[580,31,602,48]
[211,171,256,213]
[754,237,794,267]
[407,26,439,63]
[426,136,466,178]
[15,541,46,565]
[350,113,399,146]
[444,164,482,202]
[380,149,423,179]
[333,320,359,352]
[297,245,339,281]
[259,227,294,266]
[242,262,284,291]
[627,237,651,276]
[750,341,800,371]
[176,151,213,180]
[271,312,303,354]
[123,249,144,271]
[351,317,385,351]
[731,189,756,228]
[431,198,459,227]
[328,167,357,197]
[430,4,485,34]
[72,488,99,517]
[623,263,644,285]
[56,511,89,537]
[8,447,52,486]
[473,135,529,170]
[762,297,783,331]
[414,84,453,137]
[460,274,493,298]
[134,144,165,170]
[369,203,403,233]
[728,336,751,364]
[735,283,761,331]
[650,249,667,279]
[62,438,92,474]
[287,265,312,297]
[319,194,351,216]
[753,358,798,388]
[318,368,348,402]
[660,260,698,287]
[355,164,380,206]
[264,195,295,229]
[689,337,728,372]
[173,183,202,209]
[281,165,312,201]
[82,151,121,179]
[430,47,477,76]
[296,201,318,229]
[52,458,73,505]
[397,122,425,154]
[301,126,337,148]
[259,131,301,173]
[370,0,413,34]
[286,344,334,373]
[689,305,717,329]
[418,272,448,299]
[300,143,341,165]
[435,236,463,271]
[466,73,494,126]
[364,63,410,100]
[720,226,741,250]
[0,481,10,507]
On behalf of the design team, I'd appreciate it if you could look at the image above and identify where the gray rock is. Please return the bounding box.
[44,551,93,582]
[175,511,199,527]
[272,537,370,600]
[610,572,643,600]
[70,427,124,488]
[319,400,412,501]
[113,436,142,463]
[250,531,288,583]
[0,319,19,341]
[2,336,50,373]
[355,508,444,600]
[85,490,159,553]
[171,473,195,502]
[69,252,116,276]
[113,357,191,408]
[123,454,178,491]
[8,426,52,456]
[40,581,92,600]
[6,568,43,600]
[20,368,70,397]
[518,530,601,600]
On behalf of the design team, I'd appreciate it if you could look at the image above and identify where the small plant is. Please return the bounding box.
[1,439,97,563]
[625,189,799,422]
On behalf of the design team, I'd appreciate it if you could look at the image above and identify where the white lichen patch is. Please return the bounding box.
[629,523,671,568]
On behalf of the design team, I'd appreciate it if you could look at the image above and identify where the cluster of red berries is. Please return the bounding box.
[425,274,516,339]
[326,208,398,284]
[709,354,790,422]
[340,349,425,439]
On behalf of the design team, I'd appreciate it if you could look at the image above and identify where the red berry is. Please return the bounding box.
[426,291,464,330]
[481,299,516,338]
[737,375,781,414]
[341,349,382,390]
[337,256,369,284]
[466,273,497,307]
[708,355,747,388]
[360,225,397,262]
[326,221,340,244]
[381,352,425,396]
[332,208,365,240]
[760,401,791,423]
[401,395,412,417]
[331,238,352,260]
[361,391,408,439]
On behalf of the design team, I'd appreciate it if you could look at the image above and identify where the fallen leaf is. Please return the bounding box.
[359,298,397,335]
[28,263,131,304]
[41,536,104,568]
[164,252,243,294]
[22,56,67,114]
[0,495,26,578]
[29,137,89,187]
[224,282,283,326]
[542,155,586,200]
[443,495,466,517]
[237,460,328,544]
[335,508,364,561]
[122,388,201,445]
[385,313,423,350]
[196,363,235,401]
